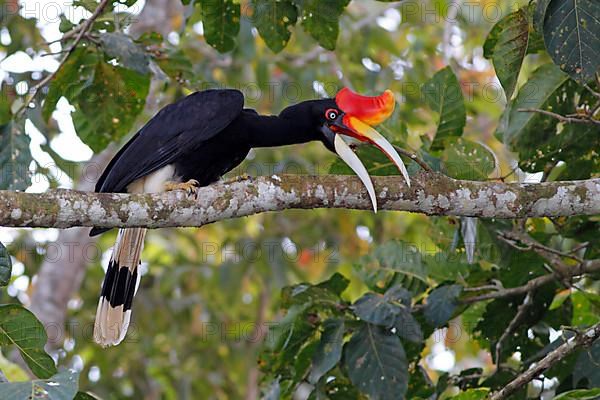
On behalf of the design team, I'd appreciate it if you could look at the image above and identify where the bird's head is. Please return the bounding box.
[314,88,410,212]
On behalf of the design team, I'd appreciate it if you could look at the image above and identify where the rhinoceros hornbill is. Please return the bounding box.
[90,87,410,346]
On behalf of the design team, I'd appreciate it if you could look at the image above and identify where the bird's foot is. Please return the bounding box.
[222,174,252,185]
[164,179,200,196]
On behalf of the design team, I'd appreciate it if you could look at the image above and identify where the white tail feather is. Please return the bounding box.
[94,228,146,347]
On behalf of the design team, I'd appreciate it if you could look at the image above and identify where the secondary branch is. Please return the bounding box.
[1,173,600,229]
[489,322,600,400]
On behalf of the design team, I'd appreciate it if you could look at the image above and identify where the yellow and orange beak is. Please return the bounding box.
[329,88,410,212]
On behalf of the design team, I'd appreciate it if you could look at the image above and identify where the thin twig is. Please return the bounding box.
[518,108,600,126]
[462,281,503,293]
[494,292,533,371]
[498,231,584,264]
[392,145,434,172]
[489,322,600,400]
[15,0,110,117]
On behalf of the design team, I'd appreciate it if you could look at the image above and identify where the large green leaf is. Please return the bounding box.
[353,286,411,328]
[100,32,151,74]
[309,319,344,384]
[0,370,79,400]
[542,0,600,83]
[72,62,150,152]
[301,0,350,51]
[0,119,32,191]
[42,48,98,121]
[441,138,496,180]
[281,273,349,310]
[421,67,466,151]
[200,0,241,52]
[483,7,530,99]
[534,0,552,32]
[344,323,408,400]
[423,285,462,327]
[0,242,11,287]
[0,304,57,379]
[573,336,600,387]
[497,63,599,174]
[252,0,298,53]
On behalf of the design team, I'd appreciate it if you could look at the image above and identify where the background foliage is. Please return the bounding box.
[0,0,599,399]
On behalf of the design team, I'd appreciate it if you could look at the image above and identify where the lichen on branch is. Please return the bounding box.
[1,172,599,229]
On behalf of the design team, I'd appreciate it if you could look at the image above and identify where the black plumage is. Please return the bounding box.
[91,87,408,346]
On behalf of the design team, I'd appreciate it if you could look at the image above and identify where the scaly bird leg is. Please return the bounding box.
[164,179,200,196]
[222,174,252,185]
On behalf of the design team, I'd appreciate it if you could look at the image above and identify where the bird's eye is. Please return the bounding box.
[325,109,339,121]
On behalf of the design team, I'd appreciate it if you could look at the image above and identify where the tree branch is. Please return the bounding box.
[1,173,600,229]
[518,107,600,126]
[16,0,110,117]
[489,322,600,400]
[461,261,600,304]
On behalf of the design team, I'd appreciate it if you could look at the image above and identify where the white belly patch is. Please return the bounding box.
[126,165,177,193]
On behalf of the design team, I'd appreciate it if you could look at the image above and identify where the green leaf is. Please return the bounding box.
[483,7,530,99]
[344,323,408,400]
[353,286,411,327]
[265,304,313,355]
[394,311,423,344]
[301,0,350,51]
[0,304,57,379]
[452,388,490,400]
[72,62,150,152]
[573,339,600,387]
[441,138,496,180]
[252,0,298,53]
[421,67,466,151]
[43,47,99,121]
[317,272,350,297]
[2,15,47,57]
[0,119,32,191]
[309,319,344,384]
[74,393,100,400]
[0,85,12,126]
[0,242,11,287]
[534,0,552,32]
[498,63,599,174]
[100,32,151,74]
[424,285,463,327]
[554,388,600,400]
[571,291,600,326]
[200,0,241,52]
[281,273,348,309]
[0,370,79,400]
[154,48,194,84]
[542,0,600,83]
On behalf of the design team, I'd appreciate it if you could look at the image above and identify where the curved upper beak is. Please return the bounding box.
[329,114,411,213]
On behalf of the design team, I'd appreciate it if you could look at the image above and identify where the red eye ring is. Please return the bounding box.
[325,108,339,121]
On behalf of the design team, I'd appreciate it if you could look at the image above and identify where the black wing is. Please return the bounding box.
[95,89,244,193]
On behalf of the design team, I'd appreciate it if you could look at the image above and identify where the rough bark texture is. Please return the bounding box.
[1,173,599,229]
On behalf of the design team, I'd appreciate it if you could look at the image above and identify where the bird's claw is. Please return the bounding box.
[223,174,252,185]
[165,179,200,197]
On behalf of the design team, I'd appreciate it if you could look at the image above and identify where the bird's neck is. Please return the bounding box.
[241,111,318,148]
